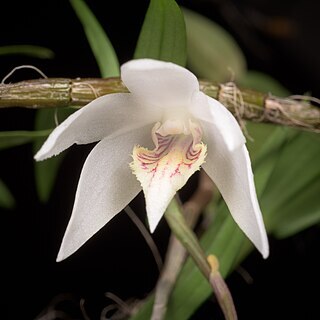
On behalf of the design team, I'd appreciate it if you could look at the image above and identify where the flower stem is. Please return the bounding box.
[207,255,238,320]
[0,77,319,132]
[164,198,238,320]
[164,198,211,278]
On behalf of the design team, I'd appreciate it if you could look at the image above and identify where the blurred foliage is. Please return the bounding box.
[134,0,187,66]
[0,45,54,59]
[239,70,290,96]
[183,7,246,82]
[0,129,50,150]
[0,178,15,209]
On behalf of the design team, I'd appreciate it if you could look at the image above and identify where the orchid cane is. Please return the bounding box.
[34,59,269,261]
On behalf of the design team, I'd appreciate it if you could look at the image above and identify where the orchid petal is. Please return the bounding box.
[131,121,207,232]
[35,93,158,161]
[201,119,269,258]
[191,92,245,151]
[56,125,153,261]
[121,59,199,109]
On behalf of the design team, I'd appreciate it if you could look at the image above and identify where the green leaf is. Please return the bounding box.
[0,179,15,209]
[33,108,74,202]
[261,131,320,234]
[0,130,51,150]
[134,0,187,66]
[245,122,278,160]
[70,0,119,77]
[251,127,294,196]
[239,71,290,97]
[272,177,320,238]
[183,8,246,81]
[262,132,320,216]
[0,45,54,59]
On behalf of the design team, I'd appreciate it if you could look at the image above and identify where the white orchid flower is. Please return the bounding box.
[35,59,269,261]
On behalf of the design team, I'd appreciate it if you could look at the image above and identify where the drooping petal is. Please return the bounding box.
[201,117,269,258]
[35,93,158,161]
[131,121,207,232]
[56,125,153,261]
[190,92,245,151]
[121,59,199,109]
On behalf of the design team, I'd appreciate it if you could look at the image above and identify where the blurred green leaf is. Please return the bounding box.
[272,176,320,238]
[70,0,119,77]
[0,130,51,150]
[245,122,278,160]
[0,45,54,59]
[261,131,320,234]
[239,70,290,97]
[262,132,320,216]
[0,179,15,209]
[134,0,187,67]
[34,108,74,202]
[183,8,246,81]
[250,126,294,195]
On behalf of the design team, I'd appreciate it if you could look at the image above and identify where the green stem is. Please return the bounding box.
[0,78,319,132]
[164,198,237,320]
[164,199,211,278]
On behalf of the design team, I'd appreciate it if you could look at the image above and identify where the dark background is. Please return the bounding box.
[1,0,320,319]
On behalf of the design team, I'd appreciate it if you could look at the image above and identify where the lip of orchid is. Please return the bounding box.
[130,119,207,232]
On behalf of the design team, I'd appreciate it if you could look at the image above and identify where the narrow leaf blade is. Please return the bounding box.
[134,0,187,66]
[261,132,320,235]
[0,45,54,59]
[273,177,320,238]
[0,130,51,150]
[70,0,119,77]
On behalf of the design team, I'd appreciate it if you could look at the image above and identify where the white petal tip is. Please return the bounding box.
[56,257,62,263]
[261,245,269,259]
[56,250,66,262]
[56,247,71,262]
[34,146,62,161]
[149,221,157,234]
[34,151,44,162]
[34,143,54,161]
[257,233,269,259]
